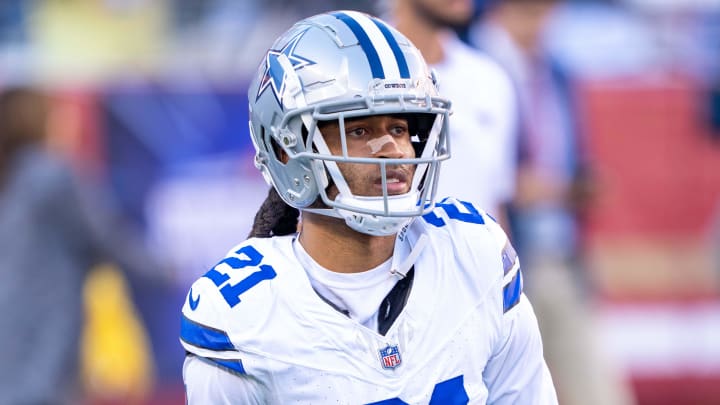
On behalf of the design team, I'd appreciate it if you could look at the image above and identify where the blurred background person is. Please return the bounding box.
[379,0,519,226]
[467,0,636,404]
[0,86,157,405]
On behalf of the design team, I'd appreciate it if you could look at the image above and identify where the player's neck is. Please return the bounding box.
[393,12,447,65]
[298,213,396,274]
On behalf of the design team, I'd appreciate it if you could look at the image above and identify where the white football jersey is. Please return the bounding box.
[181,198,557,404]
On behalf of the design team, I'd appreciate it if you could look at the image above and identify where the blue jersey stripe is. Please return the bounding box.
[210,358,246,375]
[180,315,236,352]
[503,269,523,313]
[333,12,385,78]
[429,375,470,404]
[501,242,518,276]
[371,18,410,78]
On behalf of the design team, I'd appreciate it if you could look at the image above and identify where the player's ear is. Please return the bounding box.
[269,136,290,164]
[279,149,289,164]
[273,122,311,164]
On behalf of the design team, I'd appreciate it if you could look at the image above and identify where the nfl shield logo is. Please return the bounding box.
[379,345,402,370]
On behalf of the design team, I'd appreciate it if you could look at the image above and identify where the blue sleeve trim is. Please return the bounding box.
[180,315,237,352]
[503,269,523,313]
[501,242,518,276]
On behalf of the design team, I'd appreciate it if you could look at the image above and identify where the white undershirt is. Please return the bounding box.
[292,239,399,332]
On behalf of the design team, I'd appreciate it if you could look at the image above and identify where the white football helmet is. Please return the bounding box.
[248,10,451,236]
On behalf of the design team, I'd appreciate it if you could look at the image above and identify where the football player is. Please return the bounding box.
[181,10,557,404]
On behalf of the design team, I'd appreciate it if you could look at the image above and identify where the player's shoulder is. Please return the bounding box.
[420,197,507,247]
[180,236,296,354]
[418,197,515,277]
[419,197,522,312]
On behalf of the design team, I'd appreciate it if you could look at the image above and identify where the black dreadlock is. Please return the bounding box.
[247,187,300,238]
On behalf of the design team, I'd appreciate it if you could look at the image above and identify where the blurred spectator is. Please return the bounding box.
[0,86,159,404]
[468,0,636,404]
[380,0,519,225]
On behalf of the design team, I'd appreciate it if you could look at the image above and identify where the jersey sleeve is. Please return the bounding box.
[179,242,264,378]
[179,275,240,360]
[180,275,268,403]
[180,238,285,400]
[184,354,266,404]
[480,229,558,405]
[462,201,557,402]
[483,296,558,404]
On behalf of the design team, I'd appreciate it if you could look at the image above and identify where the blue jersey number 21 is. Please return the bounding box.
[203,245,277,308]
[423,200,485,227]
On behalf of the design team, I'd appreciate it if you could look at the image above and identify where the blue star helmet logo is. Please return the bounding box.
[256,30,315,106]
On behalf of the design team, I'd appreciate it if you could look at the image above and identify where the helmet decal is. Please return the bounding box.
[256,29,315,105]
[369,16,411,78]
[331,11,410,79]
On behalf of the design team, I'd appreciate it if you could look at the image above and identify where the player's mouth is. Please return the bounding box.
[375,169,409,194]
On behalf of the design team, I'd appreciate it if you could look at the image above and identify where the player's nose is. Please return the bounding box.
[368,134,405,158]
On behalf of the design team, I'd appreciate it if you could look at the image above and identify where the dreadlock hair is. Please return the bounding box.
[248,187,300,238]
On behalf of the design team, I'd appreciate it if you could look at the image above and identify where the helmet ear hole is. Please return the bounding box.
[269,137,289,164]
[259,125,289,165]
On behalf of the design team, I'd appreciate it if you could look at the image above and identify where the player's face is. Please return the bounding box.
[319,115,417,199]
[411,0,474,29]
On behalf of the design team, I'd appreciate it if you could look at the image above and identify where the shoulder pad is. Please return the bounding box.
[420,197,522,312]
[421,197,492,232]
[180,237,291,355]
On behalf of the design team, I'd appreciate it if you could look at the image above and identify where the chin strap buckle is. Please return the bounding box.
[390,233,428,279]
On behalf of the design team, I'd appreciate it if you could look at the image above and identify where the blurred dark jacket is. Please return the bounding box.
[0,88,161,405]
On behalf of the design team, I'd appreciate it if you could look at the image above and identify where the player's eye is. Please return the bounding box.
[389,125,408,137]
[346,127,367,138]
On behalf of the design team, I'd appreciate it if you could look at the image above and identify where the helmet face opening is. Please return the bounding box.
[317,112,436,167]
[248,10,452,235]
